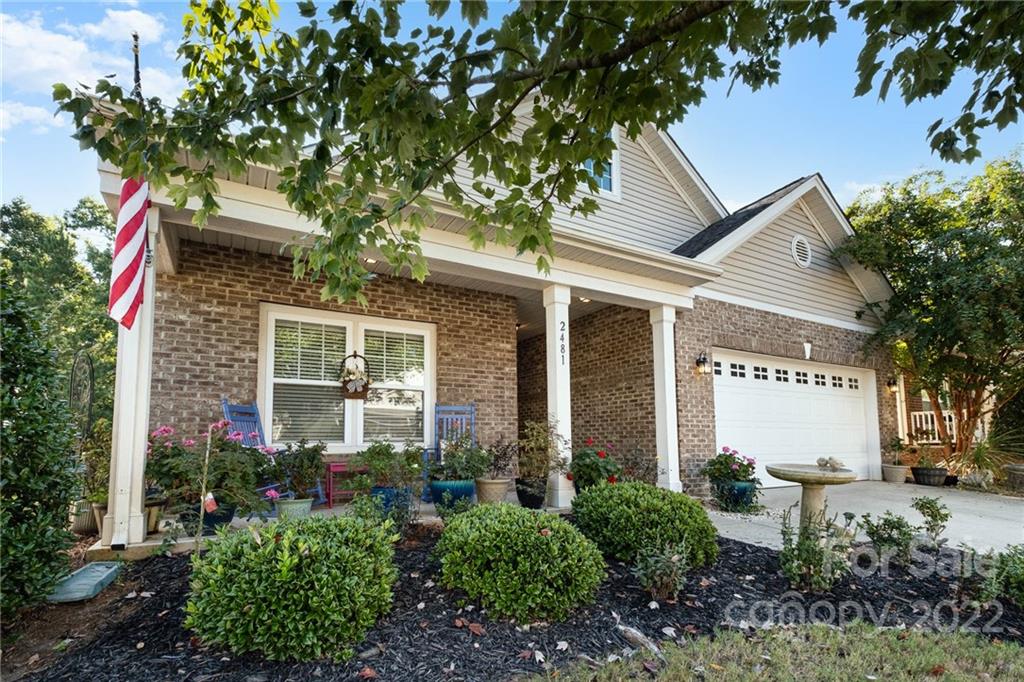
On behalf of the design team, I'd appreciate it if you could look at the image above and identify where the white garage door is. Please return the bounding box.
[712,349,879,487]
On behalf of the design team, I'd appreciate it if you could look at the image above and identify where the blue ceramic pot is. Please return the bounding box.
[429,479,475,507]
[371,486,413,513]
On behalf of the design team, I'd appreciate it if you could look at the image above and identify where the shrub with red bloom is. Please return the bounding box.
[607,475,617,484]
[569,440,622,491]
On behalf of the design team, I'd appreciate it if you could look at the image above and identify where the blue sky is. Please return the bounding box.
[2,1,1021,219]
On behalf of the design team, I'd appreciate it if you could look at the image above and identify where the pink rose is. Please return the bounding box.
[249,431,260,439]
[183,438,196,447]
[265,489,281,501]
[227,431,244,442]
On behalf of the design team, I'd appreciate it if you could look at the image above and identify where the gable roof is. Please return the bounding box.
[671,173,893,305]
[642,126,729,225]
[671,176,809,258]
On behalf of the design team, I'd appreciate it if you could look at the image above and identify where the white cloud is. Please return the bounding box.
[1,12,183,102]
[76,9,166,45]
[0,101,67,139]
[839,180,884,205]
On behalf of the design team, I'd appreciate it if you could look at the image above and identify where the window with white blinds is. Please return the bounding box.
[260,305,434,451]
[270,320,348,444]
[363,330,425,442]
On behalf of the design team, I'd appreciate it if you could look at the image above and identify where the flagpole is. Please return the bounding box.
[105,32,158,550]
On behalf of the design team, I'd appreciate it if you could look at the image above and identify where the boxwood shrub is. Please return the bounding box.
[571,482,718,566]
[435,503,605,622]
[185,515,398,661]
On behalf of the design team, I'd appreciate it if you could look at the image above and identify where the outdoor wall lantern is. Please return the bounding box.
[695,351,711,375]
[887,377,899,394]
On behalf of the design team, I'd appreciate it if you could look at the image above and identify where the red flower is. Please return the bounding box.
[566,472,573,481]
[597,450,607,458]
[607,475,617,484]
[585,437,594,446]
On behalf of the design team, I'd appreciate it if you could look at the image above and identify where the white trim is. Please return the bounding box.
[694,288,879,333]
[636,134,708,227]
[257,303,436,454]
[655,128,729,219]
[697,177,818,264]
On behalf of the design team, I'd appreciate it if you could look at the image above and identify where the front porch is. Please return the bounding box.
[95,160,721,552]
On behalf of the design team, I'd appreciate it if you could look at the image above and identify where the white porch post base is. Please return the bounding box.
[651,305,682,492]
[101,207,159,548]
[543,284,574,508]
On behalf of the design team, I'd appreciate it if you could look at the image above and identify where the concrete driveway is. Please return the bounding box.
[710,481,1024,553]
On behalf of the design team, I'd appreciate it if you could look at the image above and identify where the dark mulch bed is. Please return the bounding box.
[32,530,1024,682]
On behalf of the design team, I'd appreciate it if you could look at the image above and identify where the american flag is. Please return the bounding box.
[108,177,150,329]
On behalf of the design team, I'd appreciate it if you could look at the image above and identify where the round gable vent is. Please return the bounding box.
[791,234,812,268]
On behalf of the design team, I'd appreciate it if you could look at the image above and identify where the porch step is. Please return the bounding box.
[47,561,122,603]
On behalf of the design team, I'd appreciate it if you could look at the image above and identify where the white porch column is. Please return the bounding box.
[102,207,159,549]
[650,305,682,492]
[543,284,574,508]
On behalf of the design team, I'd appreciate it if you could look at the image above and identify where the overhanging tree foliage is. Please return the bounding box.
[839,155,1024,463]
[54,0,1024,303]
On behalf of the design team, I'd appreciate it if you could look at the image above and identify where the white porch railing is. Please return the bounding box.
[909,410,989,444]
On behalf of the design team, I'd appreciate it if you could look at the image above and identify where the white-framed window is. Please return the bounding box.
[795,370,809,385]
[729,362,746,378]
[753,365,768,381]
[258,303,436,453]
[814,373,827,386]
[775,368,790,383]
[582,128,621,200]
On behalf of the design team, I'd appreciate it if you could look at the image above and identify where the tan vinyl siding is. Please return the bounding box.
[640,128,722,226]
[450,119,706,252]
[703,203,877,326]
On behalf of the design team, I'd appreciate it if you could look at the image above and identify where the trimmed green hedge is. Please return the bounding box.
[435,503,605,622]
[185,516,398,661]
[571,482,718,566]
[1,272,78,622]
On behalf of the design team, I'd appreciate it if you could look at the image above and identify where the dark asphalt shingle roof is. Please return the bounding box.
[672,176,810,258]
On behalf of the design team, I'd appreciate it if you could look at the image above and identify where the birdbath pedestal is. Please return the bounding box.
[766,464,857,528]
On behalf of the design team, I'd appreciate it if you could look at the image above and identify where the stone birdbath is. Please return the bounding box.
[766,463,857,529]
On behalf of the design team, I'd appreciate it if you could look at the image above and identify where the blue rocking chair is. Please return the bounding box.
[220,399,327,510]
[422,403,477,502]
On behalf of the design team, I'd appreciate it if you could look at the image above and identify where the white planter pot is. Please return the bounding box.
[881,464,910,483]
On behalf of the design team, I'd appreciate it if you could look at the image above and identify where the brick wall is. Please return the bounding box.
[675,296,899,495]
[515,305,658,479]
[151,241,519,448]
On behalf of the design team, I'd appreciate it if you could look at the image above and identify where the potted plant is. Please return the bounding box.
[911,445,948,487]
[475,438,517,504]
[514,421,567,509]
[429,433,490,506]
[72,418,111,535]
[568,438,623,492]
[146,421,268,533]
[352,440,421,513]
[272,439,327,519]
[701,446,760,511]
[881,437,911,483]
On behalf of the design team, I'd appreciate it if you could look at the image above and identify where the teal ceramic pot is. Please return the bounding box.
[429,479,475,507]
[371,486,413,513]
[713,480,757,509]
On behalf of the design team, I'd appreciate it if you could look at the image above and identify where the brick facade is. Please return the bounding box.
[151,241,519,449]
[516,305,658,479]
[516,297,898,497]
[675,296,899,495]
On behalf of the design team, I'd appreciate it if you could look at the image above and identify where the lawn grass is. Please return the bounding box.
[543,622,1024,681]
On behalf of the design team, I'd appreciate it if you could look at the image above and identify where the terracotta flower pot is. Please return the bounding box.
[882,464,911,483]
[474,478,511,504]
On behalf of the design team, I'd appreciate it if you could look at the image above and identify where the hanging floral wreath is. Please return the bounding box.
[339,352,371,400]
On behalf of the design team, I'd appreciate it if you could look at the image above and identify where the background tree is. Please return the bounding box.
[0,261,79,623]
[839,154,1024,462]
[0,198,117,419]
[55,0,1023,303]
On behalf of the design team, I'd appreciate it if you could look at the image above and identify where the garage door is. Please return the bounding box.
[712,349,878,487]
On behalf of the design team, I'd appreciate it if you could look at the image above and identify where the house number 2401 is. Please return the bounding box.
[560,320,567,366]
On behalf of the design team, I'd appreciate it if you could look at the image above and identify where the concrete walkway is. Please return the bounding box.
[710,481,1024,553]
